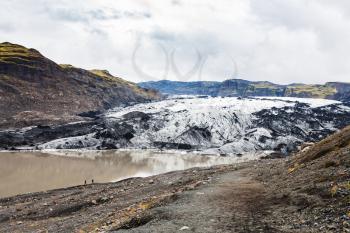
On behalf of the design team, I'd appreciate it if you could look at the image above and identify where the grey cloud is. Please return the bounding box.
[151,30,176,42]
[0,23,14,32]
[150,29,221,55]
[123,11,152,19]
[88,9,120,20]
[171,0,182,6]
[43,5,150,23]
[45,7,88,22]
[1,0,349,84]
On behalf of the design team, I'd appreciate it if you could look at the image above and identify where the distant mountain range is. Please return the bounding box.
[0,42,160,129]
[139,79,350,101]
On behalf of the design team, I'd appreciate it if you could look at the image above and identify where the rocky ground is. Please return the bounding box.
[0,126,349,232]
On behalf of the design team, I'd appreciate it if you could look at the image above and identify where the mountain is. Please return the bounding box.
[139,80,222,96]
[0,42,160,129]
[139,79,350,101]
[5,96,348,154]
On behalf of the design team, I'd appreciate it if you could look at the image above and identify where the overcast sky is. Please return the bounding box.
[1,0,350,84]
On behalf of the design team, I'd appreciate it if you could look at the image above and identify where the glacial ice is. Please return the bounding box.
[39,96,350,155]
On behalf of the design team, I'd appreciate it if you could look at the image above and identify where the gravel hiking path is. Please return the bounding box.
[115,168,278,233]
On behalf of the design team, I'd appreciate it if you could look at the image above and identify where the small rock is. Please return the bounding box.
[327,224,337,230]
[192,181,202,188]
[91,200,97,205]
[17,221,23,225]
[106,220,113,225]
[180,226,190,231]
[149,179,154,184]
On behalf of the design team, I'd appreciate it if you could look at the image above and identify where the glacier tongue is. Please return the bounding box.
[39,96,350,155]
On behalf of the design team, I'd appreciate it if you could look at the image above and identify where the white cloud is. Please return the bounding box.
[0,0,349,84]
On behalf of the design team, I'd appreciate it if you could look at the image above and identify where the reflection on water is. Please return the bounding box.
[0,150,250,198]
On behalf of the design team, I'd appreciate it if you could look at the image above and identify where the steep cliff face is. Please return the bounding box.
[139,79,350,100]
[0,42,160,129]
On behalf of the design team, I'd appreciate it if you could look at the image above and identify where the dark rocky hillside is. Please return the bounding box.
[139,79,350,100]
[0,42,160,129]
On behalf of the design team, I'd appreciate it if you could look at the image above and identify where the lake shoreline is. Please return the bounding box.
[0,153,348,232]
[0,150,246,198]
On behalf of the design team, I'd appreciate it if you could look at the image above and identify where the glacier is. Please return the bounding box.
[37,96,350,155]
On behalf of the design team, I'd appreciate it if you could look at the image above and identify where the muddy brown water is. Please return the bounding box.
[0,150,245,198]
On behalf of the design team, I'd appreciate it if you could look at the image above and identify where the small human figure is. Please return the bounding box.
[84,180,87,185]
[92,179,94,184]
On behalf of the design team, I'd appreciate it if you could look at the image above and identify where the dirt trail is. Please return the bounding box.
[115,169,276,233]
